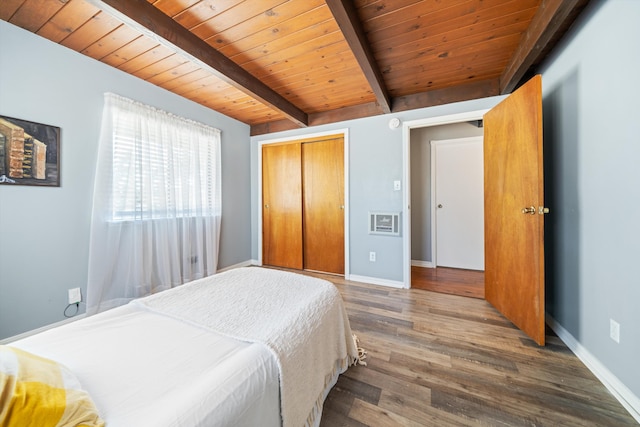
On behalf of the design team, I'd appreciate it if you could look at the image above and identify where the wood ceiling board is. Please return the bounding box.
[151,0,203,19]
[190,0,288,41]
[355,0,426,22]
[60,10,124,52]
[218,6,334,60]
[117,43,175,74]
[100,33,158,67]
[171,0,240,31]
[159,68,212,91]
[378,31,523,83]
[81,24,141,61]
[240,31,348,78]
[203,0,327,52]
[367,1,539,54]
[0,0,25,21]
[36,0,101,43]
[133,52,189,81]
[6,0,65,32]
[146,59,201,85]
[371,8,538,63]
[225,16,338,69]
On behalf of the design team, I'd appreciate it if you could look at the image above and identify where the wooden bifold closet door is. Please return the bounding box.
[262,136,344,275]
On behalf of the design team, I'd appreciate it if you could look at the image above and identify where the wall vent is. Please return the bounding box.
[369,212,400,236]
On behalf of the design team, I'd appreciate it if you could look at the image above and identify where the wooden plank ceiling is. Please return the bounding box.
[1,0,588,136]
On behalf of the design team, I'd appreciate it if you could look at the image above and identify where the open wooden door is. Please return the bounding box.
[483,75,546,346]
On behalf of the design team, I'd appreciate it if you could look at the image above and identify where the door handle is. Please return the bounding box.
[522,206,536,215]
[264,204,269,209]
[438,204,443,208]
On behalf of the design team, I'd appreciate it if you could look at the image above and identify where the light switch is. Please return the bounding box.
[393,180,401,191]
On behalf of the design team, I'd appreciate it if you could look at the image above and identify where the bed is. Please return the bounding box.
[1,267,362,427]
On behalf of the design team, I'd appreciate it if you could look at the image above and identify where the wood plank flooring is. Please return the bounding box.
[285,270,640,426]
[411,266,485,299]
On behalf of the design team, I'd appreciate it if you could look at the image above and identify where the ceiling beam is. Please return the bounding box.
[252,80,501,136]
[500,0,588,94]
[92,0,308,127]
[325,0,391,114]
[393,79,501,113]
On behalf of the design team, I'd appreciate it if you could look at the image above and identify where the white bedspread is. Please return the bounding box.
[132,267,359,427]
[11,304,281,427]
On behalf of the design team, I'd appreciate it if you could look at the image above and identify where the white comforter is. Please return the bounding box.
[133,267,360,427]
[11,267,358,427]
[11,304,281,426]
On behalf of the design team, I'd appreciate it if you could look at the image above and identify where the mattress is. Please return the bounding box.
[10,303,281,427]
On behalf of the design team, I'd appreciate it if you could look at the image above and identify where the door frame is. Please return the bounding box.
[430,136,484,270]
[258,128,350,278]
[402,110,489,288]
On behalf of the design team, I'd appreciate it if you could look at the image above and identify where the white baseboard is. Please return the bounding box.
[0,314,86,345]
[547,315,640,424]
[348,274,407,289]
[217,259,257,272]
[411,260,434,268]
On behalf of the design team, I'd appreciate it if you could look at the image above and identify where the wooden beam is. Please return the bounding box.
[500,0,588,93]
[393,79,501,112]
[325,0,391,114]
[251,79,500,136]
[91,0,308,127]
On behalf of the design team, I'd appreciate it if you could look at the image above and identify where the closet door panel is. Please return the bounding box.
[302,138,344,274]
[262,143,303,269]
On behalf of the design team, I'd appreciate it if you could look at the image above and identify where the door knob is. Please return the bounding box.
[539,206,550,214]
[264,204,269,209]
[438,204,443,208]
[522,206,536,214]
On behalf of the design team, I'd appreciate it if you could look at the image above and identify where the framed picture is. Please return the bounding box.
[0,115,60,187]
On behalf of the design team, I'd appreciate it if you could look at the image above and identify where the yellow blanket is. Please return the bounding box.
[0,345,104,427]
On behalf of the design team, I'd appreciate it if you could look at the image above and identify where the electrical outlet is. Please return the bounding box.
[369,251,376,262]
[68,288,81,305]
[610,319,620,343]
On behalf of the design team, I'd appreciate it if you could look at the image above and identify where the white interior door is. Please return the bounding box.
[432,136,484,270]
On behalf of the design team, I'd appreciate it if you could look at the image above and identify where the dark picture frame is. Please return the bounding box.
[0,115,60,187]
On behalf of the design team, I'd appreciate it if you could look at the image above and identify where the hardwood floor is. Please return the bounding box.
[411,266,485,299]
[294,271,639,426]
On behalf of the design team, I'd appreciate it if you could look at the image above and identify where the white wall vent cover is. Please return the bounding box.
[369,212,400,236]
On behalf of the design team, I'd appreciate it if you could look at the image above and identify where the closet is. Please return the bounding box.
[262,135,344,275]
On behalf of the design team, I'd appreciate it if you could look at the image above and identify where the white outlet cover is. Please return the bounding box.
[68,288,82,304]
[610,319,620,343]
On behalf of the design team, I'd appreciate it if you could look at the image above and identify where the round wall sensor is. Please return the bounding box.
[389,117,400,129]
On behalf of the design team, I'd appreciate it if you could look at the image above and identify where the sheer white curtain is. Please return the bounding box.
[86,93,221,314]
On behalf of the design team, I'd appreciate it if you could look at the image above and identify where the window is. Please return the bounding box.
[108,101,220,221]
[87,93,222,314]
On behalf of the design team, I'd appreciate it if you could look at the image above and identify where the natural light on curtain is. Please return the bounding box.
[86,93,221,315]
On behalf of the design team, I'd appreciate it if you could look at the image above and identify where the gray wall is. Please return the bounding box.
[410,123,483,263]
[540,0,640,399]
[0,21,252,340]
